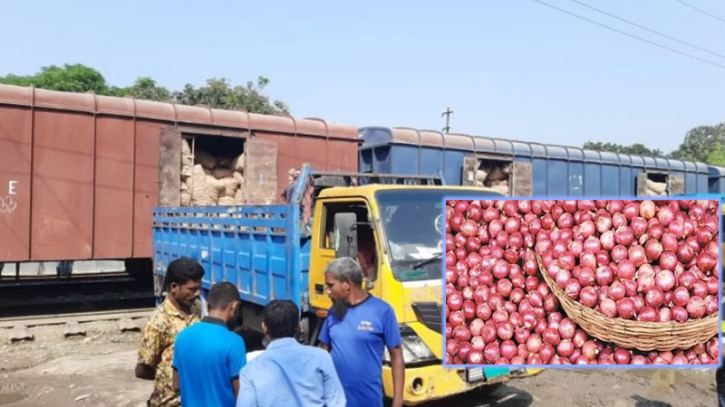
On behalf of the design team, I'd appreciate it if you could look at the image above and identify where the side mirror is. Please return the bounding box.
[334,212,358,260]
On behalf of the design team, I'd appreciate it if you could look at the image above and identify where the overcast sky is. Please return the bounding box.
[2,0,724,153]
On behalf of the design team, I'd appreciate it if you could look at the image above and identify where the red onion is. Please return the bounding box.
[558,318,576,339]
[565,280,582,300]
[600,298,618,318]
[514,328,531,345]
[687,296,706,319]
[526,334,542,353]
[469,319,485,337]
[617,260,636,281]
[612,213,627,229]
[579,286,598,308]
[484,343,501,364]
[672,306,688,323]
[537,282,551,298]
[659,307,672,322]
[611,245,628,263]
[655,269,676,292]
[596,215,613,234]
[608,282,625,301]
[631,218,648,238]
[453,325,472,342]
[631,355,648,365]
[595,266,614,286]
[645,287,664,308]
[707,277,719,295]
[482,324,497,343]
[556,269,572,289]
[614,349,631,364]
[543,328,561,346]
[637,306,659,322]
[628,245,647,267]
[692,281,709,299]
[582,341,599,361]
[471,336,485,352]
[578,267,596,286]
[446,339,458,355]
[497,322,514,341]
[447,293,463,311]
[697,253,716,272]
[632,295,645,313]
[616,298,636,319]
[678,271,697,289]
[462,300,476,320]
[492,309,509,324]
[539,343,555,364]
[622,279,638,297]
[557,339,574,358]
[543,294,559,313]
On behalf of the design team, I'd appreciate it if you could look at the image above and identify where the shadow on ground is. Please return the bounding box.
[386,384,533,407]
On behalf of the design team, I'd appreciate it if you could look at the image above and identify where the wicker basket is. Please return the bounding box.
[536,254,719,352]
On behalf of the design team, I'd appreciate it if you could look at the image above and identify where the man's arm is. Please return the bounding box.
[382,306,404,407]
[389,346,405,407]
[232,378,240,396]
[173,368,180,393]
[135,364,156,380]
[318,342,330,351]
[320,352,346,407]
[235,369,258,407]
[136,315,164,380]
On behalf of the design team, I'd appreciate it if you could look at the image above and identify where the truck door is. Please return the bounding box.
[309,198,383,312]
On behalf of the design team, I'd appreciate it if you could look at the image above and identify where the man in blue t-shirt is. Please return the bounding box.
[172,282,247,407]
[318,257,405,407]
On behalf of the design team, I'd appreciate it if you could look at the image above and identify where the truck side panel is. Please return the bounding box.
[152,205,310,308]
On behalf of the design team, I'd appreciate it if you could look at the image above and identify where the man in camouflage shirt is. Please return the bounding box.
[136,257,205,407]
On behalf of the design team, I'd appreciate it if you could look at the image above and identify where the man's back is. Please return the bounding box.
[237,338,345,407]
[173,318,246,407]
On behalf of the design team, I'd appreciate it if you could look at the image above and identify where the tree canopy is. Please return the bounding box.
[583,123,725,165]
[0,63,289,114]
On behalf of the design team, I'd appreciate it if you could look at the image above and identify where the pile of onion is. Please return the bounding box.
[445,199,720,365]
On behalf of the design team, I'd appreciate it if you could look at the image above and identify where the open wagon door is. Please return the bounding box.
[158,127,182,207]
[668,175,685,195]
[636,172,648,197]
[512,161,533,197]
[245,139,279,204]
[462,156,478,187]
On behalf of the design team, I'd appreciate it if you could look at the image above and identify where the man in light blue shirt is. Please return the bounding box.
[236,300,346,407]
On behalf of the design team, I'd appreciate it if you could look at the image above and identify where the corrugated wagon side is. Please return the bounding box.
[358,126,710,197]
[0,83,358,280]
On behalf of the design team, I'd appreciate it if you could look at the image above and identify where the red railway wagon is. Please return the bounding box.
[0,84,359,275]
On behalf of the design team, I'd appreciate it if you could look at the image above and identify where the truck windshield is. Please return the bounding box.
[375,189,502,282]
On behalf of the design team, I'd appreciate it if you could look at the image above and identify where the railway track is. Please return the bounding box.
[0,308,155,329]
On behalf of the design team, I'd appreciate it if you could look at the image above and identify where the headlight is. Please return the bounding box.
[383,324,438,365]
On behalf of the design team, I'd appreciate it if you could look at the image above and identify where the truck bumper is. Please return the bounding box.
[381,364,542,405]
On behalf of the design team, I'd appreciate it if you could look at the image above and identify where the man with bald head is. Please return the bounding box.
[318,257,405,407]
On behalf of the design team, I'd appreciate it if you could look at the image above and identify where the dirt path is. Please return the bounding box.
[1,321,718,407]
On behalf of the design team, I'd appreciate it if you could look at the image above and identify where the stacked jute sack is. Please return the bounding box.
[645,179,667,197]
[180,139,246,206]
[474,162,511,195]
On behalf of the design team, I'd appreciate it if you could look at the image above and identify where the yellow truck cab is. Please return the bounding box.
[306,180,541,404]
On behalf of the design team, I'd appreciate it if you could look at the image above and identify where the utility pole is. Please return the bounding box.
[441,107,453,134]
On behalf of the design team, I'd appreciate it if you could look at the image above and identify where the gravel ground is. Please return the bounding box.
[0,320,718,407]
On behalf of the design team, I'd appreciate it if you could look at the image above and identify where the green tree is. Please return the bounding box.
[582,141,665,157]
[706,142,725,167]
[172,76,289,114]
[0,64,289,114]
[0,64,109,94]
[669,123,725,163]
[110,77,171,102]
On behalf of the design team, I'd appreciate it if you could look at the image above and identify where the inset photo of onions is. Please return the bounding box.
[444,199,721,366]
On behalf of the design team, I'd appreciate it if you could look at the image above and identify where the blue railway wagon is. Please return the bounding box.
[358,126,710,197]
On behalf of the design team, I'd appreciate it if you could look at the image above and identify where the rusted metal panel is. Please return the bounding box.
[0,106,32,261]
[158,127,181,207]
[31,110,94,261]
[133,121,161,258]
[462,156,477,186]
[94,116,134,259]
[245,140,278,204]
